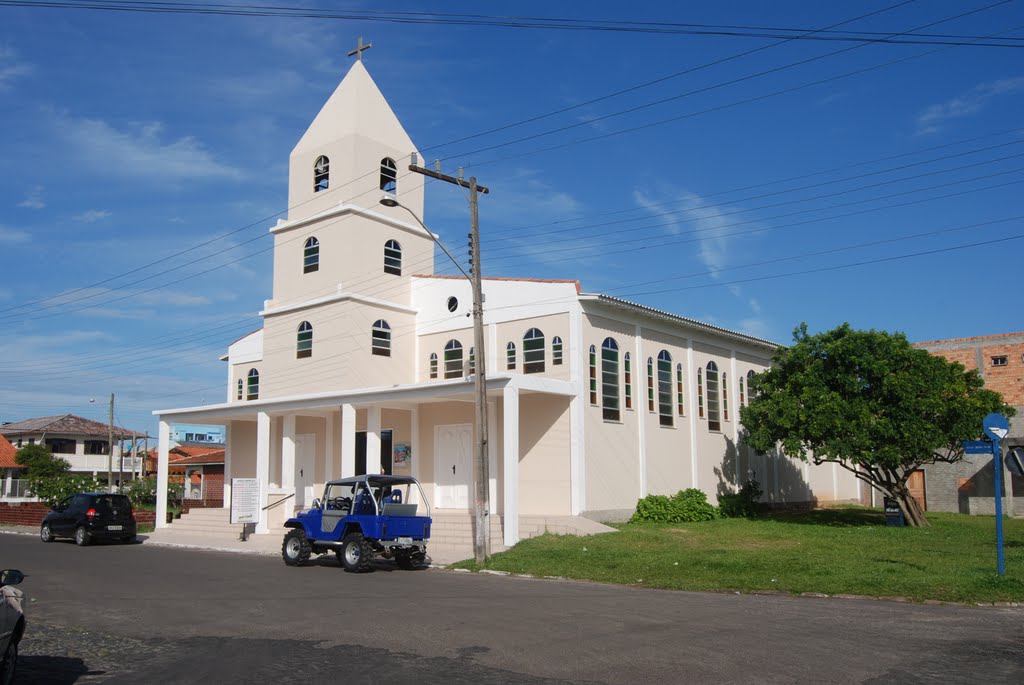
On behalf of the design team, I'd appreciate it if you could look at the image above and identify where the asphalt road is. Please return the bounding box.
[2,531,1022,684]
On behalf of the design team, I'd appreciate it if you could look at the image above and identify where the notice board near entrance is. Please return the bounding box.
[230,478,261,525]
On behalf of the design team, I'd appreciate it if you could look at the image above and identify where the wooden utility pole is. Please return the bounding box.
[107,393,114,491]
[406,162,491,563]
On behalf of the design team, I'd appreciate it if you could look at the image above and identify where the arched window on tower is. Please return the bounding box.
[303,237,320,274]
[657,350,673,427]
[384,240,402,275]
[523,328,545,374]
[246,368,260,401]
[372,320,391,356]
[601,338,620,422]
[444,340,463,379]
[313,155,329,192]
[296,321,313,359]
[706,361,721,431]
[380,157,397,194]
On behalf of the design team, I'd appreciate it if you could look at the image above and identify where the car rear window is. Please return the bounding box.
[92,495,132,511]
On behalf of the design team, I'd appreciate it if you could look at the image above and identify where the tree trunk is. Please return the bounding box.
[896,487,929,528]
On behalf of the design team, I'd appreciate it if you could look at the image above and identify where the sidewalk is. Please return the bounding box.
[2,524,468,566]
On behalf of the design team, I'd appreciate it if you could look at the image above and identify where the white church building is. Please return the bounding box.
[153,57,860,547]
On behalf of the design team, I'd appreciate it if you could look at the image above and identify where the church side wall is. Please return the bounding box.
[517,394,572,516]
[227,420,257,479]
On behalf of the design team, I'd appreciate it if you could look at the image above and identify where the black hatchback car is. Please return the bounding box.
[40,493,137,545]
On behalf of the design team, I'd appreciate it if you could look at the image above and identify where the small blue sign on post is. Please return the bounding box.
[982,413,1010,577]
[962,440,991,455]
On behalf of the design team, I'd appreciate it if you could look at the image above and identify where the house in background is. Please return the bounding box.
[168,446,226,509]
[914,332,1023,515]
[0,434,26,500]
[0,414,144,483]
[171,423,226,447]
[152,56,861,549]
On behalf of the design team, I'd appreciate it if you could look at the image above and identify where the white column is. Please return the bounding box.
[222,423,232,507]
[503,385,520,546]
[635,323,647,498]
[410,406,420,481]
[366,406,382,475]
[256,412,271,534]
[282,415,296,490]
[324,412,336,482]
[155,419,170,529]
[340,404,356,478]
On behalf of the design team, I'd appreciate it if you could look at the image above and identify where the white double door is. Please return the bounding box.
[434,424,472,509]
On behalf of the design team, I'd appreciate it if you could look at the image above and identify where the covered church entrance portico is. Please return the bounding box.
[154,374,580,548]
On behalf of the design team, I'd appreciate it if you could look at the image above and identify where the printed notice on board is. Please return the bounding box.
[230,478,261,525]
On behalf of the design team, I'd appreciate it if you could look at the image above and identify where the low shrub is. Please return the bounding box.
[630,488,718,524]
[718,479,764,519]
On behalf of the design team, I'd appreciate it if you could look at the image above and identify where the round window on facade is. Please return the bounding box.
[447,296,458,313]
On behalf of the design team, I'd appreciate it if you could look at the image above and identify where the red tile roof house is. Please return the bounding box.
[0,414,144,483]
[154,446,226,512]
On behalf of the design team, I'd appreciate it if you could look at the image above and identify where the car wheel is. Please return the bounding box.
[281,529,311,567]
[74,526,91,547]
[40,523,54,543]
[340,532,372,573]
[0,639,16,685]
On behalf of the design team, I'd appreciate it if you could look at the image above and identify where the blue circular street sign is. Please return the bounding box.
[983,412,1010,441]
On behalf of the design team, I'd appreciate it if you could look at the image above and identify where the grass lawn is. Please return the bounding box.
[451,508,1024,604]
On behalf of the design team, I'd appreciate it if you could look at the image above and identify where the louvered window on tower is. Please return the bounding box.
[303,237,320,274]
[384,240,402,275]
[313,155,329,192]
[380,157,397,193]
[372,320,391,357]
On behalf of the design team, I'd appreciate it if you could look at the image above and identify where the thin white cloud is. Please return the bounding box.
[73,209,111,223]
[634,189,746,275]
[51,112,243,181]
[738,317,773,341]
[17,185,45,209]
[915,77,1024,135]
[0,225,30,243]
[0,46,32,90]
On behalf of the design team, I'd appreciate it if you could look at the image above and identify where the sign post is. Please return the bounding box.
[982,413,1010,577]
[230,477,261,541]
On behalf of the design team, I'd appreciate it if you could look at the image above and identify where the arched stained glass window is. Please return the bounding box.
[469,347,476,374]
[246,368,260,401]
[589,345,597,405]
[296,321,313,359]
[507,342,516,371]
[657,350,673,427]
[303,237,320,274]
[706,361,721,431]
[236,379,243,401]
[523,328,545,374]
[676,363,684,416]
[552,336,563,365]
[697,368,705,419]
[429,353,438,379]
[647,357,655,413]
[722,372,729,421]
[624,352,632,410]
[384,240,402,276]
[444,340,463,379]
[371,320,391,357]
[601,338,620,422]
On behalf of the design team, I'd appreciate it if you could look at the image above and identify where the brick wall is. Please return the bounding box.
[0,502,156,527]
[915,334,1024,405]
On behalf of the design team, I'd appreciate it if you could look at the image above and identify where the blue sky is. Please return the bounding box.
[1,1,1022,438]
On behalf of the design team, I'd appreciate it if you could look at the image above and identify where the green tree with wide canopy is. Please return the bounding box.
[741,323,1014,527]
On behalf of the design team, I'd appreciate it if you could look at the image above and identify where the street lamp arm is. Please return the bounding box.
[381,196,473,282]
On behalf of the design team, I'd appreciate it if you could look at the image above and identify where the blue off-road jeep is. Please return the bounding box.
[281,475,432,572]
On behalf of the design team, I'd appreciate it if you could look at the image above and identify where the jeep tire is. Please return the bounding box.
[282,528,312,566]
[395,550,426,570]
[340,532,372,573]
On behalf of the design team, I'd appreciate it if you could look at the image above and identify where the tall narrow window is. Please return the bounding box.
[507,342,516,370]
[246,368,259,401]
[313,155,329,192]
[601,338,620,421]
[384,239,402,275]
[722,372,729,421]
[589,345,598,405]
[647,357,655,412]
[303,237,320,274]
[380,157,397,193]
[706,361,721,431]
[697,368,705,418]
[429,353,438,379]
[552,336,563,365]
[444,340,463,379]
[523,328,545,374]
[236,379,243,401]
[624,352,633,410]
[371,320,391,357]
[676,363,685,416]
[739,375,745,407]
[746,369,756,402]
[469,347,475,374]
[296,321,313,359]
[657,351,673,427]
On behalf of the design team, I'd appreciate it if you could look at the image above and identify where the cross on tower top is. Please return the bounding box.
[347,36,372,62]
